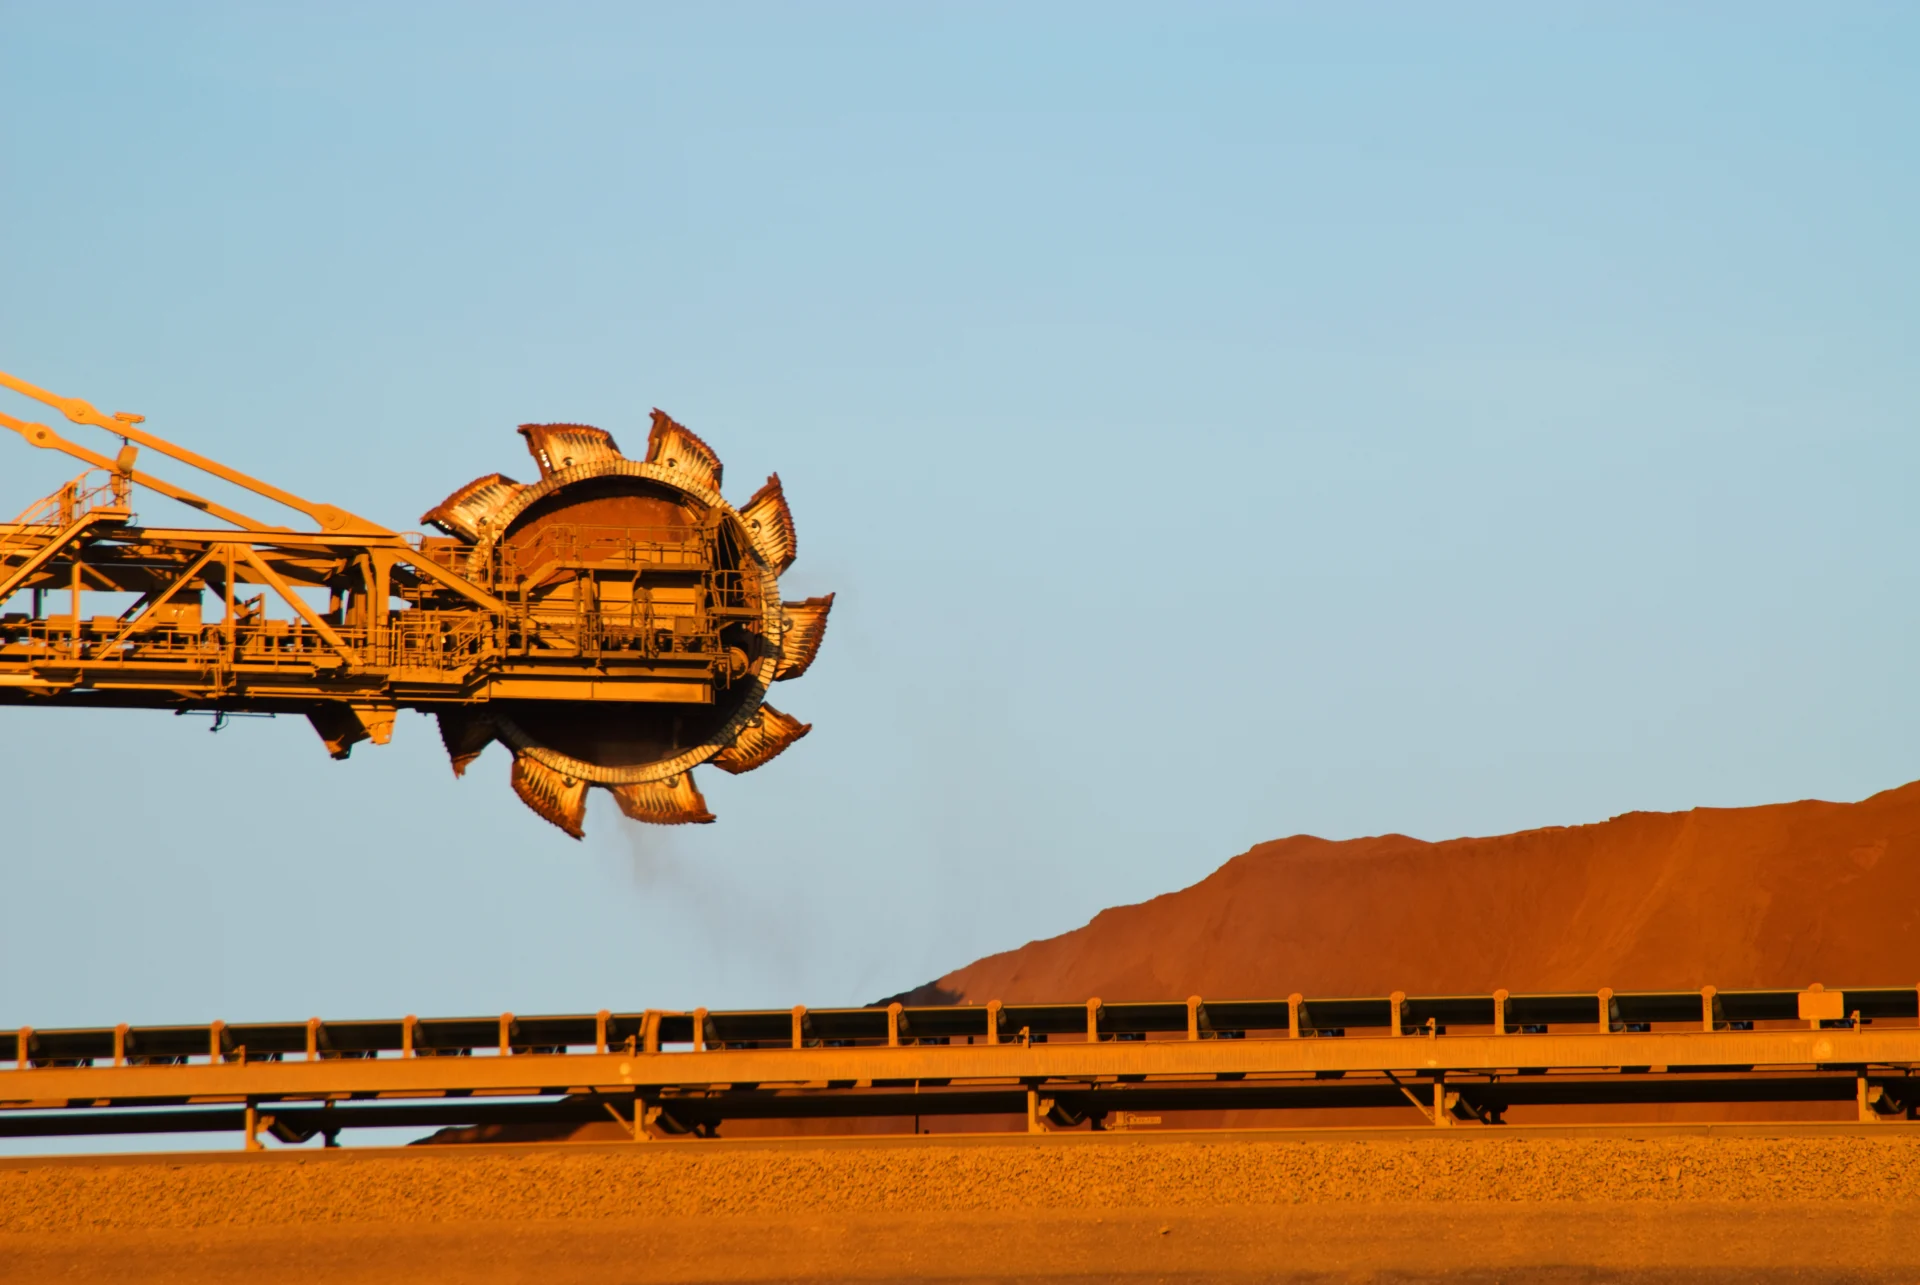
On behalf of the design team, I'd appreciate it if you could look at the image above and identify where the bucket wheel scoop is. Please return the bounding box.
[419,412,832,838]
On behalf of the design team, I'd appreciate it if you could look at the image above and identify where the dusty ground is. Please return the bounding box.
[7,1126,1920,1281]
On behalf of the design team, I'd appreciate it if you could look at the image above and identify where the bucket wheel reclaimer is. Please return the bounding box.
[0,369,831,838]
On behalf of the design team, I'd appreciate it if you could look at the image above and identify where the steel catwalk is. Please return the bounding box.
[5,985,1917,1148]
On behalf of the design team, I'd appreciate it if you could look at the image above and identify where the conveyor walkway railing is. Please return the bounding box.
[5,984,1918,1149]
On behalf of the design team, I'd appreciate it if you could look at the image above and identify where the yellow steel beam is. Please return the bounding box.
[2,517,507,618]
[0,509,124,603]
[0,409,280,533]
[391,548,506,614]
[231,544,360,665]
[104,529,391,547]
[0,369,390,537]
[89,544,222,660]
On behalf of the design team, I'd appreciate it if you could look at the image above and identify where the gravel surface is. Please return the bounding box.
[5,1133,1920,1234]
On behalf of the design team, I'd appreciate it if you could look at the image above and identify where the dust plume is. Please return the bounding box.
[611,815,806,988]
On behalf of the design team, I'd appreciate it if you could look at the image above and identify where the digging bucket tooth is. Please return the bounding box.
[510,755,590,840]
[739,474,796,573]
[610,773,717,825]
[776,594,834,681]
[420,473,523,542]
[710,704,811,775]
[645,409,723,492]
[516,423,625,479]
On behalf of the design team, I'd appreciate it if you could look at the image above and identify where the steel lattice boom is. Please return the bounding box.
[0,369,831,835]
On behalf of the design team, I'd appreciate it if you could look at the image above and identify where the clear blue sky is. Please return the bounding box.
[3,4,1915,1050]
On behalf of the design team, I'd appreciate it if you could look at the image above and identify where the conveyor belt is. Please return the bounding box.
[5,985,1917,1148]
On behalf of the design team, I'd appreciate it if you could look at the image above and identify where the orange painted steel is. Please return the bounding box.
[0,370,831,834]
[5,986,1919,1147]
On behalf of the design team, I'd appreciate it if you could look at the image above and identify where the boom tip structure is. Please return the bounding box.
[0,369,831,836]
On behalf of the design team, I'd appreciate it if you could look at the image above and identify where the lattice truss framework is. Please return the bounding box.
[0,369,831,836]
